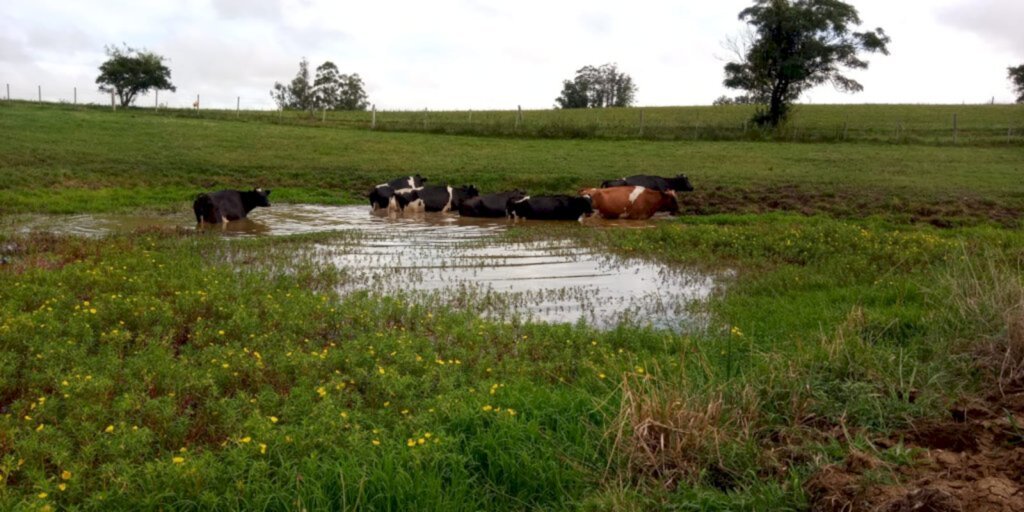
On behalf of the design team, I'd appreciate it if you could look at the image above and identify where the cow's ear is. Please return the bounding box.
[264,189,271,196]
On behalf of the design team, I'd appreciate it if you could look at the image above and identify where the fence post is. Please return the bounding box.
[236,96,240,117]
[952,113,958,144]
[515,105,523,130]
[111,92,116,111]
[38,85,41,103]
[5,84,8,101]
[639,109,645,137]
[74,87,77,105]
[155,90,158,110]
[371,104,377,129]
[196,94,200,112]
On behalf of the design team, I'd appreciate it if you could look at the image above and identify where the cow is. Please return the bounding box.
[579,186,678,220]
[506,195,593,221]
[193,188,271,225]
[395,185,479,213]
[367,174,427,211]
[459,190,527,217]
[600,174,694,193]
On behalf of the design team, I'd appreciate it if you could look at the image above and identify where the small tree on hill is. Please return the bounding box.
[555,63,636,109]
[1010,65,1024,104]
[273,58,369,112]
[96,44,176,107]
[723,0,890,127]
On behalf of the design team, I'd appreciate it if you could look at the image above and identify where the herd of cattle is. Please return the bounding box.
[368,173,695,221]
[192,174,694,225]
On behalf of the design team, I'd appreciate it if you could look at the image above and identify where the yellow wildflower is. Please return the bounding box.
[172,456,185,464]
[240,436,252,443]
[104,425,114,433]
[482,405,493,412]
[61,470,71,480]
[270,416,279,424]
[259,443,267,455]
[372,439,381,446]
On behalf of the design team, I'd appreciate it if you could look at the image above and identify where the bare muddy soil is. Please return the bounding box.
[681,185,1024,227]
[806,387,1024,511]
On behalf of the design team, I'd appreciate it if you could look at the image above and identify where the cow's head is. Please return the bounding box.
[669,174,694,192]
[252,188,272,207]
[662,190,681,215]
[368,186,394,210]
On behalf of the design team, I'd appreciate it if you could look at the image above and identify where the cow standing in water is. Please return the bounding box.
[460,190,527,217]
[367,174,427,211]
[193,188,272,225]
[395,185,479,213]
[579,186,678,220]
[506,195,593,221]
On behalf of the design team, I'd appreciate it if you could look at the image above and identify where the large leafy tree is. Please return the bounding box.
[95,44,176,107]
[723,0,890,127]
[273,58,369,112]
[335,73,369,111]
[1010,65,1024,104]
[555,63,636,109]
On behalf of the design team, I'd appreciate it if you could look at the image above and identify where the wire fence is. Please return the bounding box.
[4,83,1023,146]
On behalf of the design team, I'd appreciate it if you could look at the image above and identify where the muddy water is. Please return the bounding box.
[13,204,722,330]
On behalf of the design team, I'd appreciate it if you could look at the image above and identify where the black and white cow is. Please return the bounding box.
[600,174,694,193]
[395,185,479,213]
[459,190,528,217]
[367,174,427,211]
[193,188,271,225]
[506,195,593,221]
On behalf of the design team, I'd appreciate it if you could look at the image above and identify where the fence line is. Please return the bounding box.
[3,83,1022,146]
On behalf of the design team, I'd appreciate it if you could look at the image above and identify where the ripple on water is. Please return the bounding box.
[13,204,724,330]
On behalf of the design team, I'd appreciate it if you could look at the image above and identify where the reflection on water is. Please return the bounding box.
[13,204,722,330]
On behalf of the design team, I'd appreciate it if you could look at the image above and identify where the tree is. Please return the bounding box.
[554,63,637,109]
[1010,65,1024,104]
[723,0,890,127]
[271,58,315,113]
[313,61,344,109]
[272,58,369,112]
[95,44,176,107]
[336,74,369,111]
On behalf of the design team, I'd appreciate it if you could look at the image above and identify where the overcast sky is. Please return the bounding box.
[1,0,1021,109]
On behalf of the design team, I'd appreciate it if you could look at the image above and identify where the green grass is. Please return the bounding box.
[2,101,1024,510]
[35,100,1024,145]
[2,217,1020,510]
[2,102,1022,220]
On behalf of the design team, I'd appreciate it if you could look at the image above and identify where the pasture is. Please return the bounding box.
[1,102,1024,511]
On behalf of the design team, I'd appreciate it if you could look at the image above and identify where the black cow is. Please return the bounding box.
[367,174,427,210]
[395,185,479,213]
[506,195,593,221]
[600,174,694,192]
[193,188,271,225]
[459,190,527,217]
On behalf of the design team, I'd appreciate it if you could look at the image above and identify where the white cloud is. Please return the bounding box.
[1,0,1021,108]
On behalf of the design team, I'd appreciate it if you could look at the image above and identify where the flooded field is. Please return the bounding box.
[10,204,723,330]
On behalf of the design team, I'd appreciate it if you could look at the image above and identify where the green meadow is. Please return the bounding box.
[1,102,1023,510]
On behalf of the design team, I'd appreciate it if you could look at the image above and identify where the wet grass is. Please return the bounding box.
[2,216,1023,510]
[3,101,1024,509]
[2,102,1023,224]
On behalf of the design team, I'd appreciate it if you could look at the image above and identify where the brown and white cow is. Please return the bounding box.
[578,186,678,220]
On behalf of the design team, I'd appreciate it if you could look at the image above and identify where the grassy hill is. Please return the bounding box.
[1,101,1022,224]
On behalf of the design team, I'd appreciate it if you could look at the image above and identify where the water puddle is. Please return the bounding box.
[11,204,724,330]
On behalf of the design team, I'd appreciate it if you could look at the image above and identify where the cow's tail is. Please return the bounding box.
[193,193,215,224]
